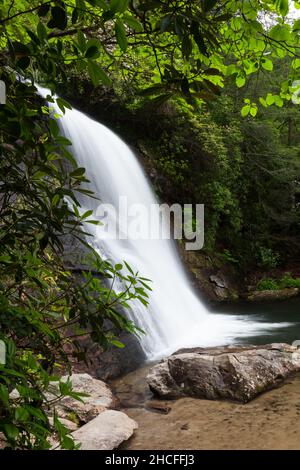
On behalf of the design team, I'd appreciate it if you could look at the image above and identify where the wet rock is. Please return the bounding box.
[209,273,234,301]
[147,344,300,403]
[213,285,230,300]
[72,410,138,450]
[209,274,227,289]
[71,331,146,381]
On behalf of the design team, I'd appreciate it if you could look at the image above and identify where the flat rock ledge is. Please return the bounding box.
[147,343,300,403]
[246,288,300,302]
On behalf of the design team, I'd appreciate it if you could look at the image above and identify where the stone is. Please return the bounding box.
[209,274,234,300]
[145,400,172,414]
[246,288,299,302]
[209,274,227,288]
[71,410,138,450]
[49,416,79,432]
[47,373,114,423]
[0,433,6,450]
[213,285,230,300]
[71,332,146,381]
[147,344,300,403]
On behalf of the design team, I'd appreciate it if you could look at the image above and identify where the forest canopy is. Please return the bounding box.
[1,1,300,106]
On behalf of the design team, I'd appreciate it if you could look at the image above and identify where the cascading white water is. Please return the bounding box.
[38,86,292,360]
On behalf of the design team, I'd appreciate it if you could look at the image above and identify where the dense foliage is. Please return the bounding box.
[143,64,300,273]
[0,79,150,448]
[0,0,300,449]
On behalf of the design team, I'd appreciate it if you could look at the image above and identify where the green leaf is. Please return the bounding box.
[77,30,86,53]
[266,93,275,105]
[0,384,9,406]
[124,261,134,275]
[226,64,239,76]
[261,58,273,71]
[86,38,102,50]
[61,435,76,450]
[292,58,300,70]
[293,19,300,31]
[276,0,289,16]
[241,105,250,117]
[182,34,192,59]
[259,97,267,107]
[160,14,172,32]
[236,75,246,88]
[15,406,30,422]
[70,167,86,177]
[49,118,60,138]
[249,106,257,117]
[59,380,71,396]
[137,296,148,306]
[49,6,68,31]
[274,95,284,107]
[115,263,123,270]
[123,14,143,32]
[3,424,19,440]
[110,0,128,13]
[87,61,112,86]
[81,210,93,219]
[90,0,107,7]
[72,7,79,24]
[269,24,290,41]
[191,23,207,55]
[52,194,61,207]
[111,339,125,348]
[37,22,47,42]
[24,405,47,422]
[203,0,218,13]
[56,97,72,113]
[85,46,100,58]
[115,19,128,51]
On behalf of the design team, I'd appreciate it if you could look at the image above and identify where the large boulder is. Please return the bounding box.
[47,373,114,423]
[72,410,138,450]
[147,343,300,403]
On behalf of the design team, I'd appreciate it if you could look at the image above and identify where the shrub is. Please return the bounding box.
[256,279,279,291]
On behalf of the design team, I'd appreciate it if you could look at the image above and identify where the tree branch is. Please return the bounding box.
[0,1,53,25]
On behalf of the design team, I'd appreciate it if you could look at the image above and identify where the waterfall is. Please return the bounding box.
[38,86,291,360]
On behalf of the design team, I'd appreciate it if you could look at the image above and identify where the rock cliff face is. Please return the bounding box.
[147,344,300,403]
[178,245,241,303]
[71,332,146,381]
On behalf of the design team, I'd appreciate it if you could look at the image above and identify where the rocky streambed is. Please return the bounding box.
[5,343,297,450]
[112,343,300,450]
[116,373,300,450]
